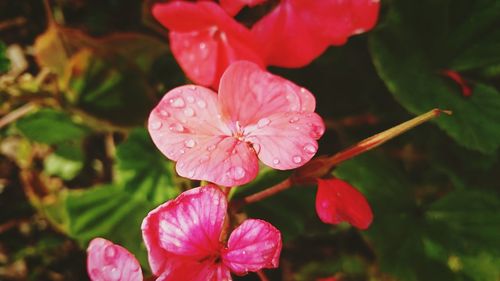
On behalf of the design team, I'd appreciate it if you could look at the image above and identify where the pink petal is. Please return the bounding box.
[154,1,263,88]
[316,179,373,230]
[176,136,259,186]
[148,84,230,162]
[251,0,329,67]
[142,186,227,262]
[141,186,227,275]
[156,261,232,281]
[246,111,324,170]
[218,61,316,127]
[222,219,282,275]
[86,238,142,281]
[220,0,268,16]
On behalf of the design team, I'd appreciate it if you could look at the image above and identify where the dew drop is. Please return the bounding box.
[104,246,116,259]
[199,42,206,50]
[169,97,185,108]
[304,144,317,154]
[354,28,365,34]
[300,87,306,93]
[184,107,195,117]
[199,155,209,163]
[159,110,169,117]
[150,121,162,130]
[179,149,185,154]
[188,170,195,178]
[289,116,299,123]
[104,266,121,281]
[257,118,271,128]
[169,123,184,132]
[197,99,207,108]
[207,144,216,151]
[273,159,280,165]
[229,166,246,180]
[293,155,302,164]
[242,250,247,255]
[186,95,195,103]
[190,85,197,91]
[184,139,196,148]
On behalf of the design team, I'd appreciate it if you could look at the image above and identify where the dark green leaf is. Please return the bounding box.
[0,41,10,72]
[16,109,89,144]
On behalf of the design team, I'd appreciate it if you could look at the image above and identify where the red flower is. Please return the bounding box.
[220,0,268,16]
[153,1,264,89]
[315,178,373,230]
[252,0,380,67]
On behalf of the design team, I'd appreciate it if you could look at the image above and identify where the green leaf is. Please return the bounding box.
[0,41,10,72]
[115,128,180,205]
[16,109,89,144]
[370,0,500,154]
[44,142,85,180]
[334,153,500,281]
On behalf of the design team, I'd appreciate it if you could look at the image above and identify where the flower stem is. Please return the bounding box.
[241,178,292,205]
[256,270,270,281]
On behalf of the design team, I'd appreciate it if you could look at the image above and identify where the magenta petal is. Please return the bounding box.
[220,0,268,16]
[176,137,259,187]
[148,84,231,162]
[156,260,232,281]
[222,219,282,275]
[218,61,316,127]
[247,111,324,170]
[86,238,142,281]
[316,179,373,230]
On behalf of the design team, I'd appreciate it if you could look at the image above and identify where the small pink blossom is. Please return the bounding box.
[152,1,264,88]
[86,238,143,281]
[142,185,282,281]
[148,61,324,186]
[316,178,373,230]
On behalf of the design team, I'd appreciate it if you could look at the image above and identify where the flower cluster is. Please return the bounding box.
[153,0,380,88]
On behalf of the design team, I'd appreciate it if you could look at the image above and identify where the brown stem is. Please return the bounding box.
[0,102,37,129]
[256,270,270,281]
[241,178,292,205]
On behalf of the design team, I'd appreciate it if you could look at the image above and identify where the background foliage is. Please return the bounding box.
[0,0,499,280]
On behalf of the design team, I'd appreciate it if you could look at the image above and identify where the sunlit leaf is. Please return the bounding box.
[44,142,84,180]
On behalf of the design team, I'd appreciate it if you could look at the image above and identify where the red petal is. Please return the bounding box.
[220,0,268,16]
[86,238,142,281]
[222,219,282,274]
[316,178,373,230]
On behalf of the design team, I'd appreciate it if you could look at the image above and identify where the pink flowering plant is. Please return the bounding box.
[3,0,500,281]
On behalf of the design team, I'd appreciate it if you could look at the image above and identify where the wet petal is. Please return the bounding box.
[156,260,232,281]
[223,219,282,275]
[219,61,316,127]
[86,238,142,281]
[141,186,227,274]
[176,136,259,186]
[148,84,231,162]
[220,0,268,16]
[316,178,373,230]
[153,1,220,32]
[247,111,324,170]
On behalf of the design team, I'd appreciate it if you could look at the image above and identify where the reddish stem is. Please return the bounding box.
[256,270,270,281]
[241,178,292,205]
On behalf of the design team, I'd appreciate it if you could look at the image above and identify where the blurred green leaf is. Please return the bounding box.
[334,153,500,281]
[370,0,500,154]
[115,128,180,205]
[44,142,85,180]
[16,109,89,144]
[0,41,10,72]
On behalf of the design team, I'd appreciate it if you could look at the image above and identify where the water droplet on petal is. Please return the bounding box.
[188,170,195,178]
[184,107,195,117]
[169,97,185,108]
[257,118,271,128]
[104,246,116,259]
[304,144,317,154]
[159,110,169,117]
[197,99,206,108]
[273,159,280,165]
[229,166,246,180]
[151,121,162,130]
[184,139,196,148]
[242,250,247,255]
[169,123,184,132]
[293,155,302,163]
[289,116,299,123]
[199,155,209,163]
[199,42,206,50]
[186,96,195,103]
[179,149,185,154]
[207,144,216,151]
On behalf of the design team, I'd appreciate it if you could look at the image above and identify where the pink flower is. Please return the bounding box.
[252,0,380,67]
[152,1,264,89]
[86,238,143,281]
[316,178,373,230]
[142,185,282,281]
[148,61,324,187]
[219,0,268,16]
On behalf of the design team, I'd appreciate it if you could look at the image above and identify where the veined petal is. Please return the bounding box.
[141,186,227,274]
[148,85,231,162]
[247,111,324,170]
[316,179,373,230]
[176,136,259,186]
[219,61,316,127]
[157,260,232,281]
[86,238,142,281]
[223,219,282,275]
